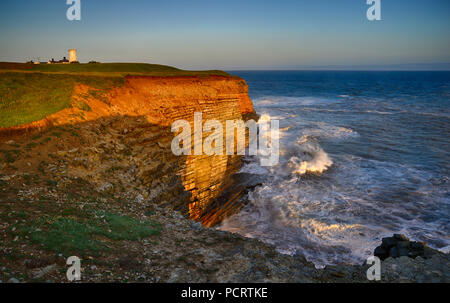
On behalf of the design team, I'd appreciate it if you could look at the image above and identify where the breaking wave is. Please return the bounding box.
[288,138,333,175]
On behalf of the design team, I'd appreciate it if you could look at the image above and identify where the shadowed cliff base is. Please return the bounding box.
[0,114,254,227]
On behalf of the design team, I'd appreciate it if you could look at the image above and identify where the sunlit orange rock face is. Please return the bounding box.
[110,76,255,127]
[109,75,256,226]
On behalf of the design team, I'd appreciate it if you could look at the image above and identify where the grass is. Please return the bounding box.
[0,62,232,128]
[0,72,124,127]
[28,218,106,257]
[14,211,161,257]
[33,63,185,75]
[96,212,161,241]
[0,62,230,77]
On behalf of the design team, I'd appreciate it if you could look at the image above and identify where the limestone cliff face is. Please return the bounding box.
[106,75,257,226]
[108,76,255,126]
[1,75,257,226]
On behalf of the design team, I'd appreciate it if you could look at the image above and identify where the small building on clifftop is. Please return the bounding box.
[69,49,77,63]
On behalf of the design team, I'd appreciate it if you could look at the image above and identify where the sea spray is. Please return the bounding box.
[288,138,333,175]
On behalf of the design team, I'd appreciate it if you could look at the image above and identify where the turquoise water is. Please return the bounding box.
[219,71,450,267]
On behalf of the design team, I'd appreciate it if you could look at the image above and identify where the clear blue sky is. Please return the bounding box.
[0,0,449,70]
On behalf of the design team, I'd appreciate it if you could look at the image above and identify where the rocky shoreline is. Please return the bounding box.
[0,75,449,283]
[1,119,448,283]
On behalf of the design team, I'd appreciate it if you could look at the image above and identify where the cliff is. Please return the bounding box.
[0,74,258,227]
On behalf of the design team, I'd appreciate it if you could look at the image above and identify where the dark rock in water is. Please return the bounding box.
[374,246,388,260]
[397,247,410,257]
[411,241,424,249]
[382,236,400,248]
[374,234,435,261]
[293,252,308,264]
[394,234,409,241]
[390,246,400,258]
[397,241,410,248]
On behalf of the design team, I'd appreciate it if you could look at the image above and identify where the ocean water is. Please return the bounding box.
[219,71,450,268]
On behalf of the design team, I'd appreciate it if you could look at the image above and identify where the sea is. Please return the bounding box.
[219,71,450,268]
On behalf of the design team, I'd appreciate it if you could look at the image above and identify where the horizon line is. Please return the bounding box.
[226,68,450,72]
[2,60,450,72]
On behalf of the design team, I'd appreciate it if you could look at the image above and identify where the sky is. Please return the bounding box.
[0,0,449,70]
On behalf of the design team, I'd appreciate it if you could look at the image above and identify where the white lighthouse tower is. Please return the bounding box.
[69,49,77,63]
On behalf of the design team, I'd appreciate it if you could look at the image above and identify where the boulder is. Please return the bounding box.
[374,234,435,261]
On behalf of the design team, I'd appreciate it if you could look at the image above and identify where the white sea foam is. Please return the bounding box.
[254,96,338,107]
[440,245,450,254]
[299,124,359,141]
[257,99,275,105]
[366,110,395,115]
[288,144,333,175]
[257,113,286,141]
[239,162,269,175]
[258,113,286,122]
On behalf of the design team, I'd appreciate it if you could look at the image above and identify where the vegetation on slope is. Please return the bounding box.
[0,62,231,128]
[0,62,230,77]
[0,72,124,128]
[14,211,161,257]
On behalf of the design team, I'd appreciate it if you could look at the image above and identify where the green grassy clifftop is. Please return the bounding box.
[0,63,231,128]
[0,62,230,77]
